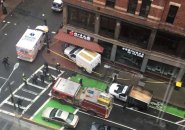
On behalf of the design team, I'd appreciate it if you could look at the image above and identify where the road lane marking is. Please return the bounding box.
[0,77,6,80]
[30,98,51,120]
[176,119,185,124]
[79,110,137,130]
[13,95,32,102]
[37,78,50,84]
[0,83,24,107]
[22,82,54,115]
[21,88,38,95]
[27,83,44,90]
[113,103,185,127]
[5,101,26,110]
[0,109,15,117]
[0,22,9,31]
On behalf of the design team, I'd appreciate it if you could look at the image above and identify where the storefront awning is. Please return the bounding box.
[54,31,104,53]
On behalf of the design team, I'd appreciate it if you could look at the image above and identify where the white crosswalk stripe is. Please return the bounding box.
[0,65,64,116]
[21,88,38,96]
[13,95,32,102]
[5,101,26,110]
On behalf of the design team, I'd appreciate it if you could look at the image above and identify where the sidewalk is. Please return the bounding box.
[0,0,22,22]
[42,35,185,109]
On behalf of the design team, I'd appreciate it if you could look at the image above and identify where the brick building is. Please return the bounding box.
[56,0,185,82]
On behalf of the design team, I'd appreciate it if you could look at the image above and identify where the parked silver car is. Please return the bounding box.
[42,107,79,128]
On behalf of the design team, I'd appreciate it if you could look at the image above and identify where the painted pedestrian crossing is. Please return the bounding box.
[0,65,64,116]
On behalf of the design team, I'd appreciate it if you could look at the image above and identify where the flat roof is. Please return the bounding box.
[16,29,43,50]
[53,78,81,96]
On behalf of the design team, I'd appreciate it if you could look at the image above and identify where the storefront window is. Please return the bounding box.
[152,31,179,56]
[115,46,143,69]
[146,60,179,78]
[98,40,112,59]
[68,7,95,32]
[119,21,150,49]
[99,15,116,38]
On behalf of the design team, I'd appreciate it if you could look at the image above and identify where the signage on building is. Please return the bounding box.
[67,30,93,41]
[122,47,145,58]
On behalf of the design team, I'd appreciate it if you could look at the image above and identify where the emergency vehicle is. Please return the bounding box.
[16,26,48,62]
[51,77,113,118]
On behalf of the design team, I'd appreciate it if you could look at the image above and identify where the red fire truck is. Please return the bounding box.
[51,77,113,118]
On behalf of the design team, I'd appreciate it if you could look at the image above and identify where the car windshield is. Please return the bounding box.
[50,108,58,118]
[116,85,124,93]
[53,3,62,7]
[66,113,74,123]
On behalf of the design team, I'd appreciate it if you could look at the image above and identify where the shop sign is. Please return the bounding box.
[67,30,93,41]
[122,47,145,58]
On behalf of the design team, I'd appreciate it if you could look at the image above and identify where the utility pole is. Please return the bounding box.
[8,81,16,111]
[42,14,50,53]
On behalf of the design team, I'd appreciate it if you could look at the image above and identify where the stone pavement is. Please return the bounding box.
[42,37,185,109]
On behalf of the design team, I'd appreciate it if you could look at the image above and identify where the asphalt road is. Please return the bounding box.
[0,0,185,130]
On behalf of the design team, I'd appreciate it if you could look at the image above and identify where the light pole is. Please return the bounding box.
[8,81,16,111]
[42,13,50,53]
[0,63,19,93]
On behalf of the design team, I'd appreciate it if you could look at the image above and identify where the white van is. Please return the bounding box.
[51,0,63,12]
[16,26,48,62]
[76,49,101,73]
[64,45,101,73]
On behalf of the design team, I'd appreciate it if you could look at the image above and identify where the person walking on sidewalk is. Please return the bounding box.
[2,57,10,68]
[22,73,27,86]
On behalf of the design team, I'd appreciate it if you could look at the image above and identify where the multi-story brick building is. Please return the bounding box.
[56,0,185,82]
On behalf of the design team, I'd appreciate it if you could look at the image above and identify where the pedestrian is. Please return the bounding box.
[2,57,10,68]
[32,74,38,84]
[55,62,60,73]
[22,73,27,85]
[17,98,23,111]
[44,62,49,73]
[40,73,45,83]
[48,74,54,83]
[42,67,47,77]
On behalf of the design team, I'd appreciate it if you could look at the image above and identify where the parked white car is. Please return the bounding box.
[108,83,130,102]
[42,107,79,128]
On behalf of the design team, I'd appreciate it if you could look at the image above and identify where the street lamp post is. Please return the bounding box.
[8,81,16,111]
[42,14,50,53]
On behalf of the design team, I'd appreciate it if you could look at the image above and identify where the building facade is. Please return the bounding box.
[61,0,185,82]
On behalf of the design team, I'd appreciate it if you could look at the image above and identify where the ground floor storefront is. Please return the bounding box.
[98,39,185,82]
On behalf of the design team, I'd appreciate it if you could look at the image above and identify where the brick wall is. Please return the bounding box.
[64,0,185,36]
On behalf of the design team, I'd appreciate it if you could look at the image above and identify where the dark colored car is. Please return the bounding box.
[90,122,122,130]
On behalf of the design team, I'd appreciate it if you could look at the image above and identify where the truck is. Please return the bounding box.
[51,0,63,12]
[51,77,114,118]
[109,83,153,110]
[64,45,101,73]
[16,25,48,62]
